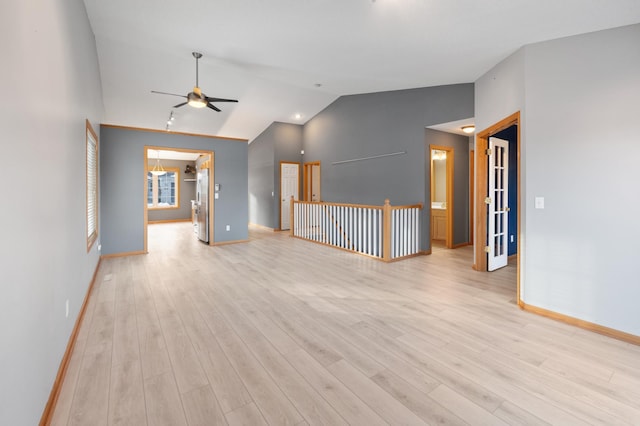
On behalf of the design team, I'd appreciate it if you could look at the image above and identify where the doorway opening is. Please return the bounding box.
[143,146,214,253]
[474,112,521,304]
[430,145,454,249]
[303,161,321,202]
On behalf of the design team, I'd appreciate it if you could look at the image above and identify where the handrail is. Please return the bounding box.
[291,198,423,262]
[294,200,384,210]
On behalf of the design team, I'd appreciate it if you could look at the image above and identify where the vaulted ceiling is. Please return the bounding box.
[83,0,640,142]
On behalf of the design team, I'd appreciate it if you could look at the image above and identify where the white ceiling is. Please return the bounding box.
[428,118,476,137]
[83,0,640,142]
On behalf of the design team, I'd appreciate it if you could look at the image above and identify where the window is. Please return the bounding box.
[86,120,98,251]
[147,167,179,209]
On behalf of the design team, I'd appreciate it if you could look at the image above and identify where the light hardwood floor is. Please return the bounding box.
[51,223,640,425]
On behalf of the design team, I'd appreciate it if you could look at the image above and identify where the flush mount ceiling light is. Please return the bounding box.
[461,125,475,134]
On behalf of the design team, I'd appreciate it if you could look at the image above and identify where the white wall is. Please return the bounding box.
[475,46,527,275]
[0,1,104,424]
[475,48,526,133]
[476,24,640,336]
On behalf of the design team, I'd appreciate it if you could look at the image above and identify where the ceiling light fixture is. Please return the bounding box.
[165,111,174,131]
[432,150,447,161]
[295,113,302,120]
[461,125,475,134]
[150,151,167,176]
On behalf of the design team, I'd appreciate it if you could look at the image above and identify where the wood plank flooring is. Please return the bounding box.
[51,223,640,425]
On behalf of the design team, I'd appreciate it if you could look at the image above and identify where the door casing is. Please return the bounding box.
[473,111,521,305]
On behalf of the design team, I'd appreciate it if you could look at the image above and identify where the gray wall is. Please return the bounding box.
[303,84,474,250]
[273,123,303,228]
[0,0,104,424]
[476,23,640,335]
[249,125,275,228]
[101,127,248,254]
[147,159,197,222]
[426,129,471,245]
[248,122,303,229]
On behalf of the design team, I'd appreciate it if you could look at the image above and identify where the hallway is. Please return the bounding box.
[51,223,640,425]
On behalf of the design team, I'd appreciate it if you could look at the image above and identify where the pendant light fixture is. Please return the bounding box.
[150,151,166,176]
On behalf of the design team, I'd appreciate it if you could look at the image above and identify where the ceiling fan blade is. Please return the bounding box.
[173,102,188,108]
[207,103,221,112]
[206,97,238,103]
[151,90,187,98]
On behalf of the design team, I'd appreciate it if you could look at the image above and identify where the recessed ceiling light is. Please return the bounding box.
[295,113,302,120]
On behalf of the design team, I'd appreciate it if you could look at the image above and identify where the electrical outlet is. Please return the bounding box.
[97,243,102,251]
[226,225,231,231]
[65,300,69,318]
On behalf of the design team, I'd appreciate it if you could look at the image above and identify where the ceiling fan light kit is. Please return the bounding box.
[187,90,207,108]
[151,51,238,114]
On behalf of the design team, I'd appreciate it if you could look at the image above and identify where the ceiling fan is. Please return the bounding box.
[152,52,238,112]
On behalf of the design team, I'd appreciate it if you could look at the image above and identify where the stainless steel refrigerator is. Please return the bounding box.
[196,169,209,243]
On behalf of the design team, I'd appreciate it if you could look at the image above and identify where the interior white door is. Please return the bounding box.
[488,137,509,271]
[280,162,299,230]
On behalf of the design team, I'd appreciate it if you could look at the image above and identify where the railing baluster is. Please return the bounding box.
[290,201,419,261]
[350,207,354,250]
[358,208,361,254]
[403,209,408,257]
[331,206,338,245]
[372,209,377,257]
[390,210,394,258]
[316,203,320,241]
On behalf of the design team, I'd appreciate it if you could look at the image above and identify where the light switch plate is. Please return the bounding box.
[214,193,219,199]
[535,197,544,209]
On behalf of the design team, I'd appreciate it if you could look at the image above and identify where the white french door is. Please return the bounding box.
[488,137,509,271]
[280,162,299,230]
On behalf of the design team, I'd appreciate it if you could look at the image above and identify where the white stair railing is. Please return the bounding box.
[291,198,422,261]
